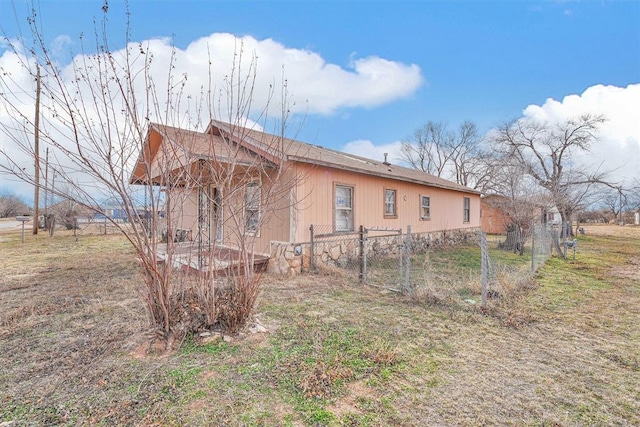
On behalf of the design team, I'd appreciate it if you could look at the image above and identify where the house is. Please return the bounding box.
[545,206,562,225]
[96,205,129,222]
[130,120,481,273]
[480,194,545,235]
[48,199,96,228]
[481,195,512,235]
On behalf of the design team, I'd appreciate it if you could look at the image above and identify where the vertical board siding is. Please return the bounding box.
[172,169,291,255]
[294,163,480,242]
[172,163,480,248]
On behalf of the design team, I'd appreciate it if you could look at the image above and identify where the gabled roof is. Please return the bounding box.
[208,119,480,195]
[129,122,266,185]
[131,119,480,195]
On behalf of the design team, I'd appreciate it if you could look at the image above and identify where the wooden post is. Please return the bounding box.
[43,147,49,230]
[32,66,41,235]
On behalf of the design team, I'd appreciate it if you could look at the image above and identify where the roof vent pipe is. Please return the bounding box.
[383,153,391,166]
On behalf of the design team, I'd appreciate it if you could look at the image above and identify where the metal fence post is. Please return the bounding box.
[404,225,411,295]
[481,232,487,307]
[309,224,315,272]
[530,224,536,274]
[398,228,403,279]
[359,225,366,283]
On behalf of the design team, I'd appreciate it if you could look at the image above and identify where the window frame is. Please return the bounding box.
[463,196,470,223]
[384,188,397,218]
[420,195,431,220]
[334,183,354,232]
[244,180,261,236]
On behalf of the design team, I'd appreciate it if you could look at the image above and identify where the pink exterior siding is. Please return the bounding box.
[166,162,479,249]
[292,163,480,242]
[167,170,292,255]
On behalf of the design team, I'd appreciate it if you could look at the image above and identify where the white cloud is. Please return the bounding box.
[50,35,73,59]
[0,32,423,201]
[340,83,640,190]
[129,32,423,117]
[521,83,640,185]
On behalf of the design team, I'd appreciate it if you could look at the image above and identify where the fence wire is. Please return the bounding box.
[309,223,556,307]
[308,225,362,280]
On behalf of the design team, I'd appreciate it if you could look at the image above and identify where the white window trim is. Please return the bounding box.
[334,184,354,232]
[244,180,261,236]
[420,195,431,220]
[384,188,397,218]
[463,196,470,223]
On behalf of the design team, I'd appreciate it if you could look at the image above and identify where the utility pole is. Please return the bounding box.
[44,147,49,230]
[32,66,41,234]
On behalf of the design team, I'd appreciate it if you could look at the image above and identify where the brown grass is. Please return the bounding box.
[1,224,639,425]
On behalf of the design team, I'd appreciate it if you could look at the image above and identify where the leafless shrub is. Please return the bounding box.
[0,6,299,346]
[480,275,538,328]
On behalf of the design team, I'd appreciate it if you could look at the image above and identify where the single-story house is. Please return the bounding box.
[130,120,481,272]
[480,194,546,235]
[480,194,562,234]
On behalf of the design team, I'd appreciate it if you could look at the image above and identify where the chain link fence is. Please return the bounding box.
[308,222,558,307]
[308,225,363,281]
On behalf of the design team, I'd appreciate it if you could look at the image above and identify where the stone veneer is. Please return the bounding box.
[269,227,480,276]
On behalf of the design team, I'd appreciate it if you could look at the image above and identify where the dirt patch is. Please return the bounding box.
[329,380,376,417]
[582,223,640,238]
[610,256,640,281]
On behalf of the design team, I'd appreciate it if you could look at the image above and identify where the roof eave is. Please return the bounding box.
[289,156,480,195]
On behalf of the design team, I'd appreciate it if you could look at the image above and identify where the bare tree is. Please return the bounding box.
[399,120,491,190]
[484,157,545,252]
[400,121,454,176]
[599,186,626,223]
[0,191,31,217]
[0,5,298,347]
[492,114,609,229]
[449,121,483,186]
[627,178,640,212]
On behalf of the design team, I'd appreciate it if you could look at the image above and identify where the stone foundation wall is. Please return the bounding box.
[269,227,481,276]
[409,227,481,252]
[269,241,308,276]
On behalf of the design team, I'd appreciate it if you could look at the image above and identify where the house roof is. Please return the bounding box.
[129,123,266,185]
[131,120,480,195]
[208,120,480,195]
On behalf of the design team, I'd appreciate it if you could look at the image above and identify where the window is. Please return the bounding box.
[245,181,260,234]
[384,189,397,217]
[420,195,430,220]
[213,187,223,242]
[463,197,470,223]
[335,185,354,231]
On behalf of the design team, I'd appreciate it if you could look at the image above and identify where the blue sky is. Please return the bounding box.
[1,0,639,199]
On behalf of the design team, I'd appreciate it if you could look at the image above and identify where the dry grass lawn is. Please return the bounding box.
[1,221,639,426]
